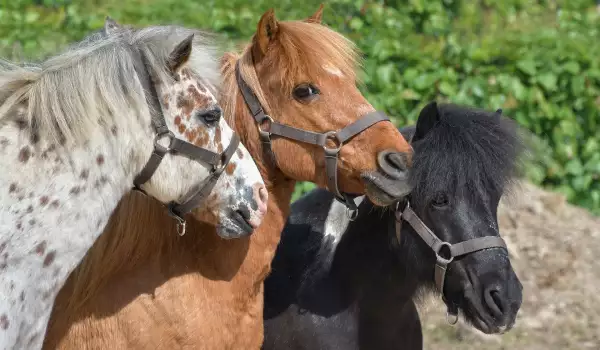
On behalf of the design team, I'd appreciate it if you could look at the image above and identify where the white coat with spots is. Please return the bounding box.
[0,25,267,349]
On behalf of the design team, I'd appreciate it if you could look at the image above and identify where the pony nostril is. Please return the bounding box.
[236,206,251,223]
[386,153,406,171]
[485,288,506,320]
[252,183,268,217]
[258,186,268,207]
[377,149,409,179]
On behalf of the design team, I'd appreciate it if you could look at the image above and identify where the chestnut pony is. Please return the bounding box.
[43,7,413,349]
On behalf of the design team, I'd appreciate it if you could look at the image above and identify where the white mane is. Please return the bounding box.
[0,25,221,146]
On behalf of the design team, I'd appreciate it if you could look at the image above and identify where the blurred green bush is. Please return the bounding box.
[1,0,598,213]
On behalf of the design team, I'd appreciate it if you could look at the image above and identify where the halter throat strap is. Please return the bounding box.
[234,61,388,213]
[128,47,239,235]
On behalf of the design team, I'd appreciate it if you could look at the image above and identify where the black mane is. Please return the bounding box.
[409,104,523,204]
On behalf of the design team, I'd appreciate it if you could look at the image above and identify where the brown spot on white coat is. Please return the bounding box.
[43,251,56,267]
[0,314,9,330]
[35,242,46,256]
[225,162,236,176]
[18,147,31,163]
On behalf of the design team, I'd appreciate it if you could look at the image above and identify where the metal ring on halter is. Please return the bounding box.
[257,115,274,134]
[346,207,359,221]
[397,199,409,212]
[322,131,343,153]
[435,241,454,265]
[213,152,227,174]
[446,309,459,325]
[153,130,175,153]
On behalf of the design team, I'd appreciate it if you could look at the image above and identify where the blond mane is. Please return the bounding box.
[0,25,220,146]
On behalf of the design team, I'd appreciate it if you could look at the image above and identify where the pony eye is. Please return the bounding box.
[196,106,222,126]
[431,193,449,208]
[293,83,320,102]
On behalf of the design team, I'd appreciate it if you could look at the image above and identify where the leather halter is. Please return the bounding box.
[394,200,507,324]
[235,62,390,217]
[129,48,240,236]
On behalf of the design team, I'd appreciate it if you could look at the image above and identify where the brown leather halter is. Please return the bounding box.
[235,62,390,218]
[130,48,239,236]
[394,200,507,324]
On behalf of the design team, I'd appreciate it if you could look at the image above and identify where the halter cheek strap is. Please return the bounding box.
[129,48,239,236]
[395,201,507,324]
[235,62,389,216]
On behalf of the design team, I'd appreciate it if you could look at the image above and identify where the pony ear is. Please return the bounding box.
[413,101,440,142]
[397,125,416,144]
[494,108,503,121]
[305,4,324,24]
[103,16,122,35]
[255,9,280,57]
[167,34,194,73]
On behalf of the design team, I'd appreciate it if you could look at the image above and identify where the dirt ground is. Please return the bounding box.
[419,182,600,350]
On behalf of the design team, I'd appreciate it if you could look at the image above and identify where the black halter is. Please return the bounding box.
[394,200,508,324]
[129,48,239,236]
[235,62,393,218]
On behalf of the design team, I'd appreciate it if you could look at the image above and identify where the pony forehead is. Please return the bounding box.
[271,21,360,86]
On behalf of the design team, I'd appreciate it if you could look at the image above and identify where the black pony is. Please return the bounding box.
[263,102,524,349]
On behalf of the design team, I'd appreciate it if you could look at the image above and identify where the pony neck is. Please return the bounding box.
[299,206,422,312]
[0,115,149,349]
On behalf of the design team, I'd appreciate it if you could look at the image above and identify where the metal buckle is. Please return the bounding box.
[322,131,342,153]
[396,199,409,213]
[346,207,359,221]
[212,152,227,174]
[175,218,187,236]
[435,241,454,265]
[153,130,175,153]
[257,115,274,138]
[167,203,187,236]
[446,308,459,325]
[441,297,459,325]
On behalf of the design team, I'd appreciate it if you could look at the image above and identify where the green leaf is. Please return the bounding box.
[517,59,537,76]
[565,159,584,176]
[582,138,599,158]
[511,78,527,101]
[25,11,40,24]
[571,75,586,96]
[438,81,456,95]
[537,73,558,92]
[563,61,581,74]
[400,89,421,100]
[349,17,364,31]
[571,174,593,192]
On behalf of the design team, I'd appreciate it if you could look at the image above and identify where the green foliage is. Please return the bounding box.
[1,0,598,214]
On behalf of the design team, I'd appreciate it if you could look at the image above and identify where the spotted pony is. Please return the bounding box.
[0,23,266,349]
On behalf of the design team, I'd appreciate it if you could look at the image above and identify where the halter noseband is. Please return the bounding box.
[394,200,507,324]
[235,62,390,218]
[129,48,239,236]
